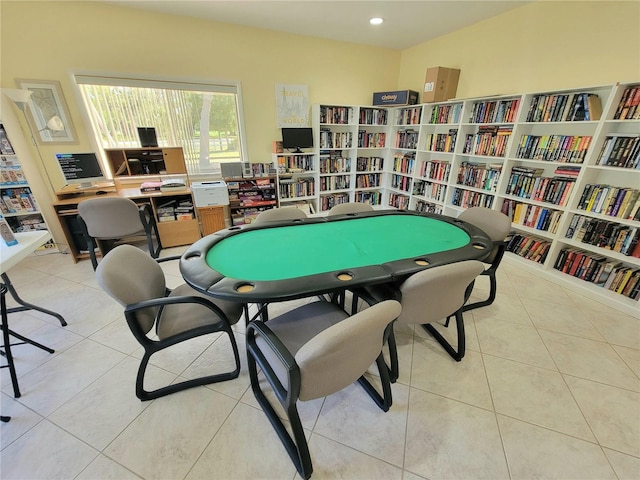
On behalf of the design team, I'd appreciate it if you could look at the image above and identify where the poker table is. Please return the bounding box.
[180,210,491,304]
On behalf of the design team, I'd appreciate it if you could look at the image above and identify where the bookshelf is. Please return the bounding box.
[301,86,640,314]
[0,123,51,239]
[226,176,278,225]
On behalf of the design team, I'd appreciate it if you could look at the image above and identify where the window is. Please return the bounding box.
[75,75,247,176]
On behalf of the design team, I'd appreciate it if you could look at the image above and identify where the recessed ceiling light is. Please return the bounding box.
[370,17,384,25]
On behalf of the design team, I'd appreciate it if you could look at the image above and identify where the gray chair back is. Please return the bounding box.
[78,197,145,239]
[95,244,166,334]
[295,300,401,401]
[458,207,511,263]
[254,207,307,223]
[397,260,485,326]
[327,202,374,216]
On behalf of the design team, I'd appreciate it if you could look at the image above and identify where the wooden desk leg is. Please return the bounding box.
[1,273,67,327]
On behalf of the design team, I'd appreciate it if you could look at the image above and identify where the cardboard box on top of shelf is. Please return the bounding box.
[423,67,460,103]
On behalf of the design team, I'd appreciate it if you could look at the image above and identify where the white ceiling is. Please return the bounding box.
[105,0,533,49]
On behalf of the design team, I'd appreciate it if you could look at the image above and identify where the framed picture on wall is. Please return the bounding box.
[15,79,77,143]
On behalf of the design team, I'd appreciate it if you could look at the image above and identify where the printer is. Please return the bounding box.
[191,181,229,207]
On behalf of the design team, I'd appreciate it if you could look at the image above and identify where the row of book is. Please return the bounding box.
[393,152,415,175]
[389,193,410,210]
[359,108,388,126]
[501,200,562,233]
[424,130,457,152]
[525,92,602,122]
[576,184,640,220]
[396,106,422,126]
[565,214,640,257]
[505,233,551,264]
[613,84,640,120]
[248,163,270,176]
[427,104,462,125]
[0,165,27,186]
[5,213,46,233]
[356,156,384,172]
[320,106,352,125]
[595,135,640,169]
[468,98,520,124]
[1,187,39,214]
[395,129,419,149]
[156,199,194,222]
[231,206,274,226]
[319,155,351,174]
[514,134,592,163]
[276,154,314,173]
[355,190,382,205]
[319,175,350,192]
[355,173,381,188]
[412,179,446,202]
[357,131,386,148]
[554,248,640,299]
[451,188,494,209]
[462,126,512,157]
[278,177,315,199]
[505,167,576,206]
[319,130,353,149]
[419,159,451,182]
[391,174,412,192]
[415,200,443,214]
[456,161,502,192]
[319,193,350,211]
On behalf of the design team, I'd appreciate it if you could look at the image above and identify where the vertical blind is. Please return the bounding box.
[75,75,246,176]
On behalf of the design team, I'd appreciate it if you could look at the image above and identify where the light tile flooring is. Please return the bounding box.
[1,247,639,480]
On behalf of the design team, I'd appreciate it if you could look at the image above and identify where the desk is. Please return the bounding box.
[53,186,212,263]
[1,231,66,407]
[180,210,491,303]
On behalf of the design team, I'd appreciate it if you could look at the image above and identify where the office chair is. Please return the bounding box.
[354,260,484,383]
[247,299,401,479]
[96,244,242,400]
[254,207,307,223]
[78,196,162,270]
[457,207,511,311]
[327,202,374,216]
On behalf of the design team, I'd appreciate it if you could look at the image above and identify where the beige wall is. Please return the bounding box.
[1,1,400,189]
[399,1,640,99]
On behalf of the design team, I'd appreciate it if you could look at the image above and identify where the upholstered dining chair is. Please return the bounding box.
[96,244,242,400]
[246,299,401,479]
[78,196,161,270]
[354,260,485,383]
[327,202,374,216]
[457,207,511,311]
[254,207,307,223]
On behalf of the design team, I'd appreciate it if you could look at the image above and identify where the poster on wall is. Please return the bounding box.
[276,84,309,127]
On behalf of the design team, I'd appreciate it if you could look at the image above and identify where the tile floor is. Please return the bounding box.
[1,247,639,480]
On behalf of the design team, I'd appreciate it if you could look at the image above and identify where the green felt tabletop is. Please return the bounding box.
[205,215,470,281]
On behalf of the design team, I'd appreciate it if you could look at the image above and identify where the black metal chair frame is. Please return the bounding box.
[462,239,507,312]
[246,319,393,480]
[125,292,240,401]
[79,203,162,270]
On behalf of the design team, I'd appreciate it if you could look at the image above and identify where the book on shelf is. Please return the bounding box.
[614,85,640,120]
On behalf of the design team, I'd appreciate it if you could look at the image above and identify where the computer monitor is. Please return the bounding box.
[137,127,158,147]
[55,152,106,189]
[281,128,313,153]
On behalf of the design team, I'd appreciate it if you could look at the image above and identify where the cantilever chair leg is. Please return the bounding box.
[356,354,393,411]
[422,309,466,362]
[136,326,241,401]
[462,269,497,311]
